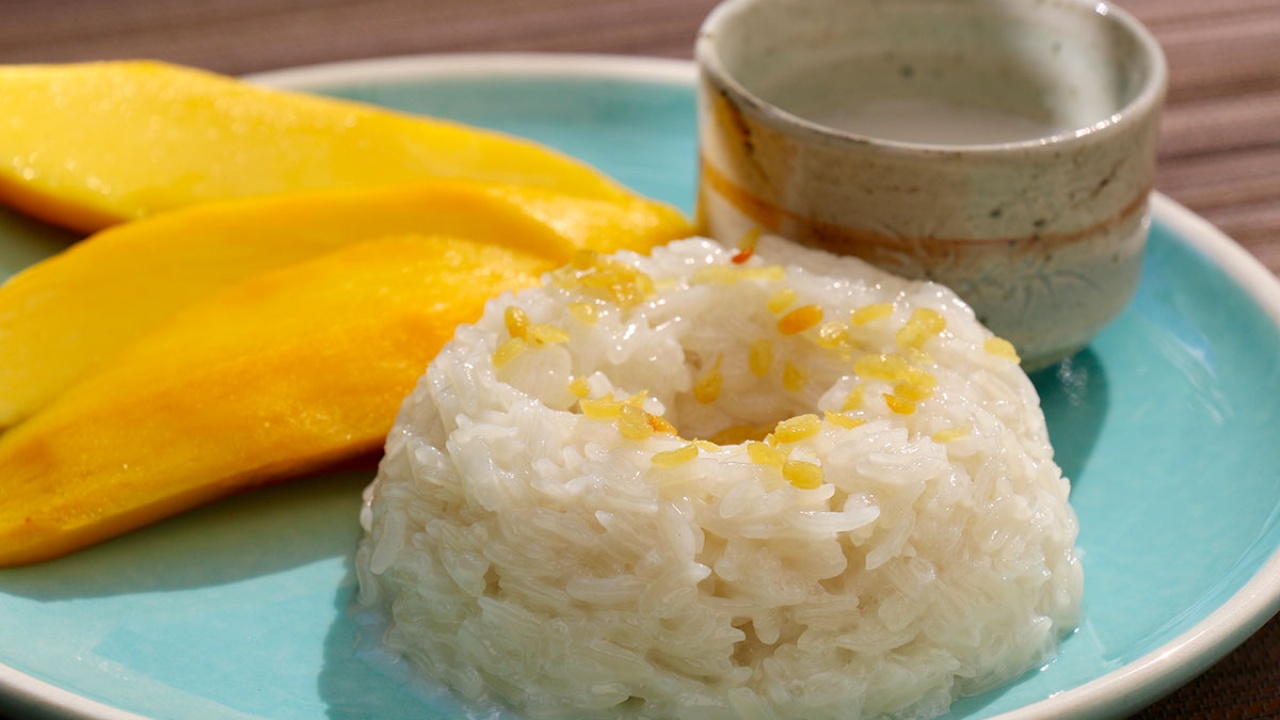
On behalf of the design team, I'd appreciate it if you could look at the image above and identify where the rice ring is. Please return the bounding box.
[356,237,1082,720]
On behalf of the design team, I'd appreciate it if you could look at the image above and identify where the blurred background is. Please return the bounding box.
[0,0,1276,273]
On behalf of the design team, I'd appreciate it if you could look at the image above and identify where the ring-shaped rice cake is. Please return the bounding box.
[356,237,1082,720]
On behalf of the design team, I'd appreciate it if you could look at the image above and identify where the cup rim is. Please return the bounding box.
[695,0,1168,155]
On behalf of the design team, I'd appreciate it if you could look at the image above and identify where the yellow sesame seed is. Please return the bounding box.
[567,302,599,324]
[749,339,774,377]
[580,396,623,420]
[851,303,894,326]
[625,390,649,406]
[824,411,867,430]
[783,460,824,489]
[527,323,571,347]
[578,269,627,301]
[853,353,906,381]
[694,440,721,452]
[841,384,865,411]
[919,308,947,331]
[782,361,808,392]
[504,306,529,339]
[568,376,591,398]
[896,308,947,349]
[773,413,822,443]
[907,348,935,367]
[898,364,937,389]
[693,354,724,404]
[492,337,526,369]
[931,423,972,443]
[816,321,849,349]
[618,403,654,440]
[736,226,763,253]
[578,260,655,308]
[893,381,933,402]
[767,287,798,314]
[778,304,824,335]
[747,441,786,466]
[652,444,700,467]
[883,393,916,415]
[984,337,1021,362]
[647,413,678,435]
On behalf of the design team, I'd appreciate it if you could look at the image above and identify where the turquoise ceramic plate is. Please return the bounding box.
[1,55,1278,720]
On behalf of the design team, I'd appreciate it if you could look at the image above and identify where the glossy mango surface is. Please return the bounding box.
[0,60,653,232]
[0,181,689,427]
[0,234,551,566]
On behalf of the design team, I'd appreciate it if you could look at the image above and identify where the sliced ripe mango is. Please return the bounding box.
[0,180,690,428]
[0,60,660,232]
[0,233,552,566]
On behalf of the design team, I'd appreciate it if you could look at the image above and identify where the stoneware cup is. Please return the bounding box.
[695,0,1167,370]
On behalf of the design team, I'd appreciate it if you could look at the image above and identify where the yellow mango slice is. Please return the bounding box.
[0,180,689,428]
[0,233,552,566]
[0,60,654,232]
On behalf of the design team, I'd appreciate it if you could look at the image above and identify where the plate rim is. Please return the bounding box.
[244,51,698,89]
[0,52,1277,720]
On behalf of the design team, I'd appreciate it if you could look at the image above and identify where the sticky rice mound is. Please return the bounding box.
[356,237,1082,720]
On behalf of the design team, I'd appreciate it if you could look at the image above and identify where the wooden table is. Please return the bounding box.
[0,0,1277,717]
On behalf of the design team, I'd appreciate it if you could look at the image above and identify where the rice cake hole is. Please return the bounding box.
[670,324,855,444]
[673,343,832,444]
[665,285,860,444]
[517,252,874,448]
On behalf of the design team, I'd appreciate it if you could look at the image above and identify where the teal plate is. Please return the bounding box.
[1,55,1278,720]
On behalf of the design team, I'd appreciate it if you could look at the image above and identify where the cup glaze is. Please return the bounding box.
[695,0,1168,369]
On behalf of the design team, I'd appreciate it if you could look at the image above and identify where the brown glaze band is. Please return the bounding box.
[698,155,1152,262]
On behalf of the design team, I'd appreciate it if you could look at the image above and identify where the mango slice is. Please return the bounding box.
[0,180,689,428]
[0,60,654,232]
[0,234,552,566]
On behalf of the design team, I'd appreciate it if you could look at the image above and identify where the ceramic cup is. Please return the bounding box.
[695,0,1167,369]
